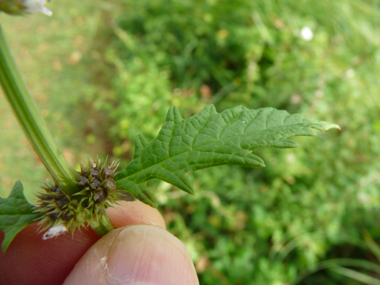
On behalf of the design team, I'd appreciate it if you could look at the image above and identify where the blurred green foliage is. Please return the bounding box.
[98,0,380,284]
[1,0,380,283]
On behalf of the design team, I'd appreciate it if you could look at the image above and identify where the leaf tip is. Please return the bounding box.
[313,122,341,132]
[166,106,183,123]
[1,236,10,252]
[205,104,217,113]
[134,134,148,158]
[1,181,41,252]
[186,186,195,196]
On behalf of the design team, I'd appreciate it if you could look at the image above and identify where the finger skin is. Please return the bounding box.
[0,201,165,285]
[106,201,166,229]
[64,225,199,285]
[0,223,99,285]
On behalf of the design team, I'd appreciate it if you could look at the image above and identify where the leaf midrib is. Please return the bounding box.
[117,110,316,182]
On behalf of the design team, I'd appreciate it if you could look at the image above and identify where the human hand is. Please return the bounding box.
[0,201,199,285]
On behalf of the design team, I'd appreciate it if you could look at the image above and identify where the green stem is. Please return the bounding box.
[0,24,114,236]
[0,24,79,195]
[89,214,115,236]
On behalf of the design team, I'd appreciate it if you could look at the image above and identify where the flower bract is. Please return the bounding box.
[23,0,52,16]
[0,0,52,16]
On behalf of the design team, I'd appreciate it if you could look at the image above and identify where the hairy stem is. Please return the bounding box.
[0,24,114,236]
[0,24,79,195]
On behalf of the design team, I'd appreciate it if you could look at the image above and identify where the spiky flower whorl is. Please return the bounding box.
[36,158,119,232]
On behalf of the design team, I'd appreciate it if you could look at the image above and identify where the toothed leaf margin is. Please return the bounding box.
[0,181,42,252]
[115,105,340,207]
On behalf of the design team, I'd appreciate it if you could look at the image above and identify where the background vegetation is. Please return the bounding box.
[1,0,380,284]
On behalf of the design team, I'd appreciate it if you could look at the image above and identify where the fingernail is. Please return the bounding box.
[107,225,198,285]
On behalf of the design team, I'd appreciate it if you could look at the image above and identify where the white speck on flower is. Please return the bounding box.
[23,0,52,16]
[43,224,67,240]
[300,26,313,41]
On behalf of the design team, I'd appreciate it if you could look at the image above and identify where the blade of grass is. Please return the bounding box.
[293,258,380,284]
[330,266,380,285]
[363,229,380,261]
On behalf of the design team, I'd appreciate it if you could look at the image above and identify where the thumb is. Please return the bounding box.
[64,225,199,285]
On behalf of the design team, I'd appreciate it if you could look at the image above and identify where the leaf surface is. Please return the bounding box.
[0,181,42,251]
[115,105,340,207]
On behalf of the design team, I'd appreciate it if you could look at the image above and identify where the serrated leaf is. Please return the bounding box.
[0,181,42,252]
[115,105,340,207]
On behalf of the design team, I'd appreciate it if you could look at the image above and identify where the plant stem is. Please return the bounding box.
[0,24,114,236]
[0,24,78,194]
[89,214,115,236]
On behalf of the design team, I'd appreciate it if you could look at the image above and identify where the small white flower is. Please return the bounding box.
[43,224,67,240]
[23,0,52,16]
[300,26,313,41]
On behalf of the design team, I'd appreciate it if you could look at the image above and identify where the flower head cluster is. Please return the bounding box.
[36,158,120,233]
[0,0,52,16]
